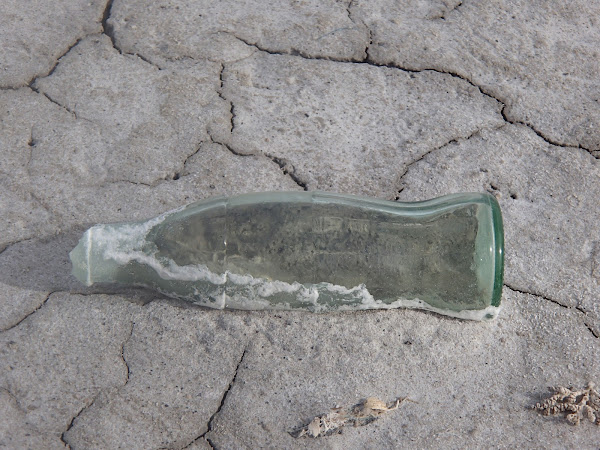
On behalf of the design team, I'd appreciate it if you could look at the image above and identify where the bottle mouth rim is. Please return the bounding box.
[487,194,505,307]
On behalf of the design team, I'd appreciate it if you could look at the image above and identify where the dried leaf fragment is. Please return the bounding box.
[534,382,600,426]
[292,397,406,438]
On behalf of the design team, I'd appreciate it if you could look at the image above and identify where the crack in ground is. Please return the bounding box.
[101,0,162,70]
[364,27,373,62]
[213,61,307,189]
[183,347,248,449]
[216,64,236,134]
[0,387,25,413]
[503,283,598,339]
[111,179,155,187]
[107,132,257,187]
[229,33,597,157]
[1,291,57,333]
[217,64,226,102]
[575,306,600,339]
[435,1,464,20]
[345,0,354,23]
[129,52,162,69]
[110,141,211,186]
[29,191,54,217]
[393,123,506,200]
[26,127,35,173]
[121,322,135,385]
[229,102,236,134]
[503,282,572,309]
[345,0,371,60]
[11,25,159,92]
[2,13,596,155]
[264,154,308,191]
[60,321,137,448]
[584,324,600,339]
[171,133,310,191]
[231,31,498,100]
[182,61,307,189]
[0,237,35,257]
[179,142,205,174]
[207,131,253,158]
[101,0,117,51]
[60,392,103,449]
[20,37,86,89]
[33,88,78,118]
[499,106,597,156]
[22,35,156,120]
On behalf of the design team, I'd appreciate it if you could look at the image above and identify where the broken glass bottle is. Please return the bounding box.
[70,191,504,320]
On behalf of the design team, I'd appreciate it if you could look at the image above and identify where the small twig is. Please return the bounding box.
[291,396,407,438]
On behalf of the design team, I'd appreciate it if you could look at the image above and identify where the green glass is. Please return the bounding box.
[70,192,504,320]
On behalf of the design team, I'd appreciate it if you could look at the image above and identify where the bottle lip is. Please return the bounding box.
[487,194,505,307]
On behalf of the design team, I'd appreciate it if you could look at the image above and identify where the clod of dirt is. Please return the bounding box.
[534,382,600,426]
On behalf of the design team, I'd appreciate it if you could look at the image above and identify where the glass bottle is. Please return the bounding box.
[70,191,504,320]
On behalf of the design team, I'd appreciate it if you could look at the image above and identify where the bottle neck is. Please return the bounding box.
[70,223,144,286]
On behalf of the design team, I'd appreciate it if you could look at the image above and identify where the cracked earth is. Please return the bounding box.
[1,0,599,448]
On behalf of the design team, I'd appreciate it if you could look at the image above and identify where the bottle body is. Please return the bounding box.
[70,191,504,320]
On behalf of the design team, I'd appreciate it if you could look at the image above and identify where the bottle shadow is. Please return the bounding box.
[0,227,169,306]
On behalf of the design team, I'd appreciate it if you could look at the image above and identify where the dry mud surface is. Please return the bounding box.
[1,0,599,448]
